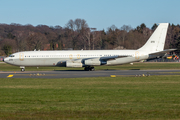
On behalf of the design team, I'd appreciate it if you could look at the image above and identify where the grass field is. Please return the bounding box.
[0,76,180,119]
[0,62,180,71]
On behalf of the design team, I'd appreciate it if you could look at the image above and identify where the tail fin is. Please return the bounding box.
[138,23,169,52]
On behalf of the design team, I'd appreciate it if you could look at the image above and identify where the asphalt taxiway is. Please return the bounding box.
[0,69,180,78]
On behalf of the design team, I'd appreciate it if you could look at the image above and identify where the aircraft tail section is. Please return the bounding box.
[138,23,169,52]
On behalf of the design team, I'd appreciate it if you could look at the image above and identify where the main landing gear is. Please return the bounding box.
[84,66,95,71]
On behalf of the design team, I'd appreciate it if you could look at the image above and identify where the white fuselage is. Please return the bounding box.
[4,50,149,67]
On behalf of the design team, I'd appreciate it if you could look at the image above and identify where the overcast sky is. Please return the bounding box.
[0,0,179,30]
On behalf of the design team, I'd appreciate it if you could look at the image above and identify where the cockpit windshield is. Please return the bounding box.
[9,54,15,57]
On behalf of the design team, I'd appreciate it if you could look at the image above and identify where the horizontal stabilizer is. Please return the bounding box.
[149,49,177,55]
[148,49,177,59]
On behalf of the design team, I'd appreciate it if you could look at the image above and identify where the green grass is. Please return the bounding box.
[0,76,180,119]
[0,62,180,71]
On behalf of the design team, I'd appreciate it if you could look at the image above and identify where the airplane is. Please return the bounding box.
[4,23,176,72]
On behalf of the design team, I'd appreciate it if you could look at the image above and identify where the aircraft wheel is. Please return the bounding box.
[21,68,25,72]
[90,67,95,71]
[84,67,89,71]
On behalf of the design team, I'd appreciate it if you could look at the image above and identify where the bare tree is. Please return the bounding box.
[14,31,28,51]
[66,19,75,31]
[27,32,48,50]
[91,31,102,50]
[90,28,97,50]
[81,27,90,50]
[110,25,117,31]
[74,19,88,32]
[120,25,132,46]
[121,25,132,32]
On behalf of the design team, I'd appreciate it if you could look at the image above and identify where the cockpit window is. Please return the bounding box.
[9,54,15,57]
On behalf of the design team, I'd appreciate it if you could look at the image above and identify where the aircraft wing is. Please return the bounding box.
[80,55,130,66]
[100,55,129,61]
[71,55,130,62]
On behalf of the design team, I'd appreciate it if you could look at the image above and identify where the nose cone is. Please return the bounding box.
[3,58,8,63]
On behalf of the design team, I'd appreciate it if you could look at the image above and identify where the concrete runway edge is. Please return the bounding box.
[1,69,180,78]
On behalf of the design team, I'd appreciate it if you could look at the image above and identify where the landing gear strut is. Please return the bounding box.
[84,66,95,71]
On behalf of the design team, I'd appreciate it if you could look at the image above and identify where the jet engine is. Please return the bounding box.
[84,59,106,66]
[66,61,83,67]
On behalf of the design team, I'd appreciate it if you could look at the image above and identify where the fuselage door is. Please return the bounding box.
[69,54,73,59]
[19,53,24,61]
[135,51,140,60]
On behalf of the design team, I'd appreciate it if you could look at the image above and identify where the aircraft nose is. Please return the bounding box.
[3,58,8,63]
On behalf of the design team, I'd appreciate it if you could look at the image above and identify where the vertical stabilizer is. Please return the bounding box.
[138,23,169,52]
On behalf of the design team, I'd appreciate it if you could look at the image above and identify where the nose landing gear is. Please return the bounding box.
[20,66,25,72]
[21,68,25,72]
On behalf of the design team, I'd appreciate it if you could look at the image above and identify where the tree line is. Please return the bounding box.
[0,18,180,56]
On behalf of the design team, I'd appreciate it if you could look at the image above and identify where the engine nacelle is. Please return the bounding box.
[66,61,83,67]
[84,59,106,66]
